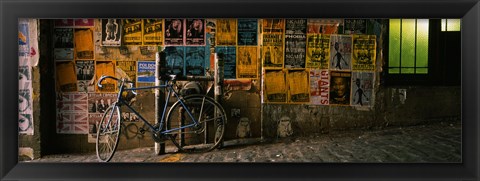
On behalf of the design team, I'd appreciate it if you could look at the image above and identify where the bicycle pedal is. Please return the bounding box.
[139,128,146,134]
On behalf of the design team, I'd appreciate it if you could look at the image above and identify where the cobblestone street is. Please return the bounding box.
[27,121,461,163]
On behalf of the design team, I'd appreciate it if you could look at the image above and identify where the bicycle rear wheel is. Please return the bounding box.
[166,95,226,153]
[96,105,121,162]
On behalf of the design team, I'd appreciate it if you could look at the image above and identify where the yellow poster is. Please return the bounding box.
[306,34,330,69]
[74,28,94,60]
[142,19,163,45]
[287,69,310,103]
[95,61,116,92]
[264,69,286,103]
[262,19,284,34]
[123,19,143,45]
[216,19,237,46]
[237,46,258,79]
[352,35,376,71]
[262,19,284,68]
[56,61,77,92]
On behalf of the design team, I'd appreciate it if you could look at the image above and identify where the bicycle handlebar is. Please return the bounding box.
[97,75,135,88]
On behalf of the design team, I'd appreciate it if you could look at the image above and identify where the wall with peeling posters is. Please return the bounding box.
[22,18,460,155]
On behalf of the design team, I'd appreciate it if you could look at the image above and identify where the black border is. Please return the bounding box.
[1,0,478,180]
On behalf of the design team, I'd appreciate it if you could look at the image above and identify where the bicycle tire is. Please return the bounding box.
[166,95,226,153]
[96,105,121,162]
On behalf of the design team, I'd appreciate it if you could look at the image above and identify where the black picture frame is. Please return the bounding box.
[1,0,478,180]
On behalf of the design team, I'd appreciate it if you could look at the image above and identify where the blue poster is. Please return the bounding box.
[215,46,236,79]
[164,46,185,75]
[18,23,30,56]
[137,61,156,83]
[238,19,258,46]
[185,46,207,76]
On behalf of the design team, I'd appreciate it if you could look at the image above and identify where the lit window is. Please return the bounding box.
[389,19,429,74]
[441,19,461,32]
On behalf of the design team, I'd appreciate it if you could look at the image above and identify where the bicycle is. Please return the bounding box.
[95,74,227,162]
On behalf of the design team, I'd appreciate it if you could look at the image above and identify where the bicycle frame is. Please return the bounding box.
[114,79,202,135]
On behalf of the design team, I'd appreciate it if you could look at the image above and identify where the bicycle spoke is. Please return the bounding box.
[166,95,226,153]
[96,106,121,162]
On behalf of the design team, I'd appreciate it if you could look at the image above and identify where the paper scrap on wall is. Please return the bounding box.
[143,19,163,45]
[329,71,352,106]
[216,19,237,46]
[287,69,310,103]
[186,19,206,46]
[351,72,374,107]
[284,19,307,68]
[264,69,287,103]
[330,35,352,71]
[56,93,89,134]
[123,19,143,45]
[185,46,207,76]
[165,19,184,46]
[101,19,122,47]
[237,46,258,79]
[310,69,329,105]
[352,35,376,71]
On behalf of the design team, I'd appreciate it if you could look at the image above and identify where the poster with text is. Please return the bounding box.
[185,46,206,76]
[237,46,258,79]
[284,19,307,68]
[164,46,185,75]
[329,71,352,106]
[262,34,284,68]
[56,93,89,134]
[307,19,342,34]
[306,34,330,69]
[56,61,78,92]
[88,93,117,114]
[143,19,163,45]
[238,19,258,46]
[262,19,285,33]
[287,69,310,103]
[165,19,184,46]
[101,19,122,47]
[86,92,117,143]
[54,28,74,61]
[344,19,367,34]
[76,60,95,81]
[74,28,94,60]
[216,19,237,46]
[352,35,376,71]
[310,69,329,105]
[137,61,156,83]
[215,46,237,79]
[95,61,116,92]
[123,19,143,45]
[351,72,374,107]
[264,69,287,103]
[330,35,352,71]
[186,19,205,46]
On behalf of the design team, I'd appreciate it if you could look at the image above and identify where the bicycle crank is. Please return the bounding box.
[151,123,170,143]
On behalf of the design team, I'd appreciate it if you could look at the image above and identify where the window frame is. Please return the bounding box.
[383,19,461,86]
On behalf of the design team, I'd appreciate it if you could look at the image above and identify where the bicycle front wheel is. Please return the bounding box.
[96,105,121,162]
[166,95,226,153]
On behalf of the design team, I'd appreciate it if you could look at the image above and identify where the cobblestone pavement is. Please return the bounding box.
[27,121,461,163]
